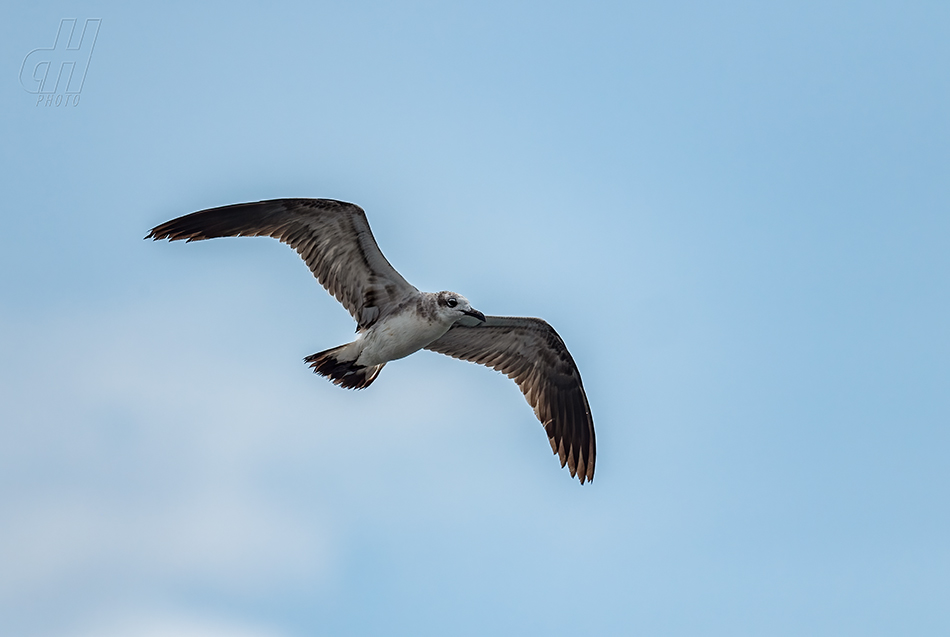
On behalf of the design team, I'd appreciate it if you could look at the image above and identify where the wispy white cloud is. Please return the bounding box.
[61,608,290,637]
[0,290,339,608]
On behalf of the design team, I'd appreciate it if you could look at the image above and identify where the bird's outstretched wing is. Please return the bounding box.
[425,317,596,483]
[147,199,417,329]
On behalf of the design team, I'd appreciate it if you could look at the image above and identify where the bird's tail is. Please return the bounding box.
[304,344,384,390]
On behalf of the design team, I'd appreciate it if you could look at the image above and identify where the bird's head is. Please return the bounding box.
[436,291,486,324]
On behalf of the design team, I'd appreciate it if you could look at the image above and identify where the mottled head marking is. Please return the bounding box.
[435,291,486,324]
[437,291,460,308]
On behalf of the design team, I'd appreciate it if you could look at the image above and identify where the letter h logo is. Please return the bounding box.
[20,19,101,94]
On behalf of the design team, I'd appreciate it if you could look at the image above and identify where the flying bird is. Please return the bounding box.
[147,199,595,483]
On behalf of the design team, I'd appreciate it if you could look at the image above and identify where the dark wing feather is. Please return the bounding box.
[147,199,417,329]
[425,317,596,484]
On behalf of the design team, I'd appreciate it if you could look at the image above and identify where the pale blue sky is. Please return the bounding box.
[2,2,948,636]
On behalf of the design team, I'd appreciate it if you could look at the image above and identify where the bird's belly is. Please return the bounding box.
[356,315,451,366]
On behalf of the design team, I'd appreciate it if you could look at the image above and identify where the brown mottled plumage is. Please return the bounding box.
[426,317,595,482]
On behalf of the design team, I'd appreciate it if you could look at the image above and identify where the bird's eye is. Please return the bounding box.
[447,297,458,308]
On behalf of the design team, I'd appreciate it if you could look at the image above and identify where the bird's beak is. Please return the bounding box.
[464,308,487,322]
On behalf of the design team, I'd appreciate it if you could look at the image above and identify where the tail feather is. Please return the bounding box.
[304,345,384,390]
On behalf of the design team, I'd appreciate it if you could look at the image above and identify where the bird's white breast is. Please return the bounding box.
[356,310,452,366]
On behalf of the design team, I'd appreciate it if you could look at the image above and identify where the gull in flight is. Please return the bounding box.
[147,199,595,483]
